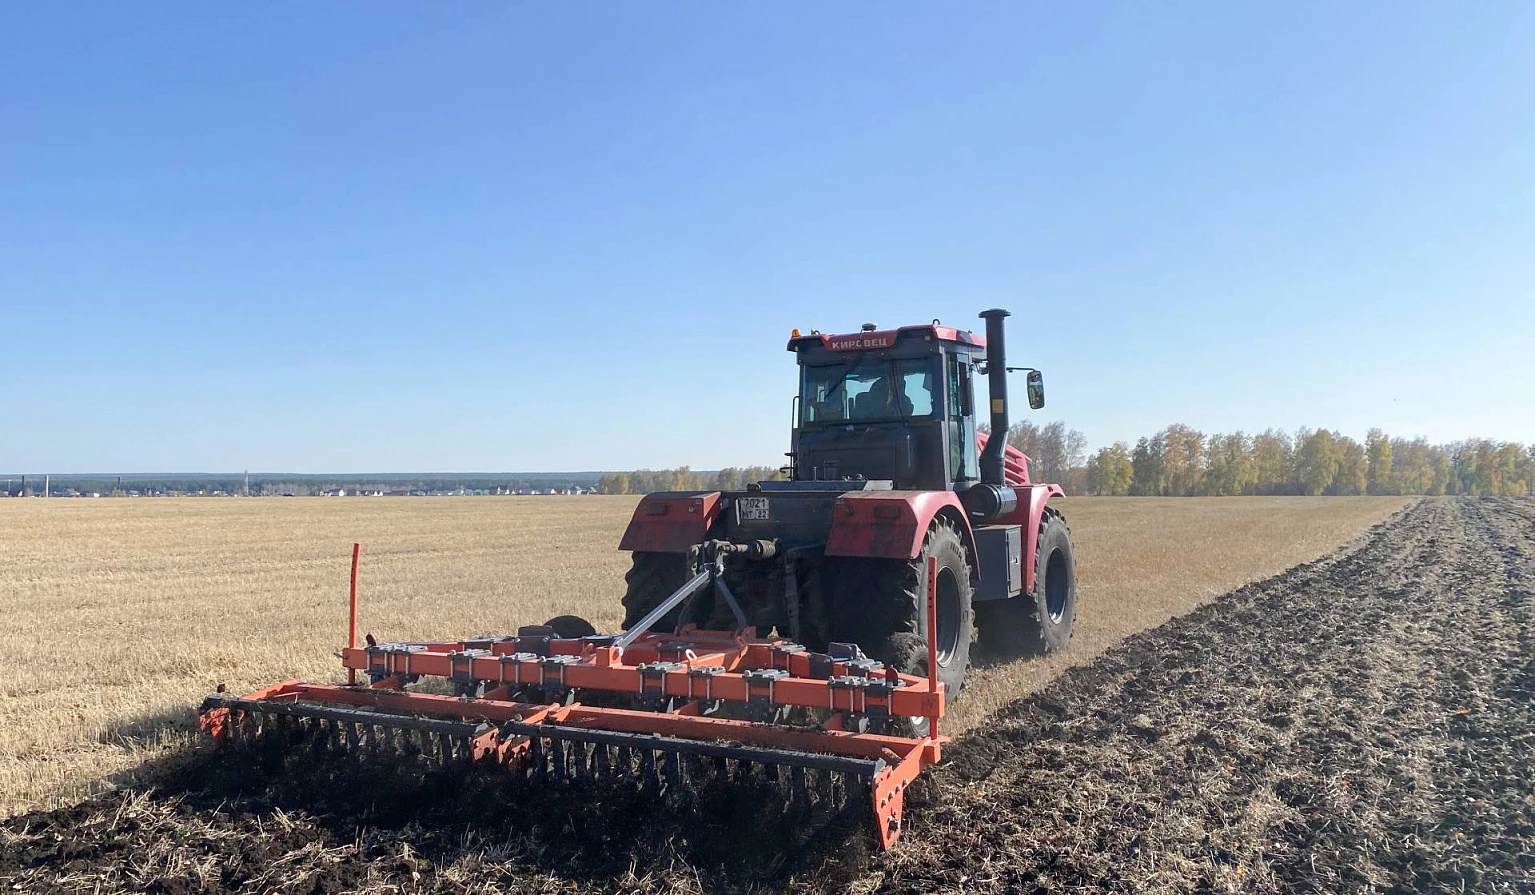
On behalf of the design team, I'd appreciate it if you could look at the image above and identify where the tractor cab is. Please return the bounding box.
[787,322,990,493]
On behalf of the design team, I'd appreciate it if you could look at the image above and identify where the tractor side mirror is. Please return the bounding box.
[1026,370,1045,410]
[958,363,973,416]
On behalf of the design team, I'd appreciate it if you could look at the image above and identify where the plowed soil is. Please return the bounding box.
[3,498,1531,894]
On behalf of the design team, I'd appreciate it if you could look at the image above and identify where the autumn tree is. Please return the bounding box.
[1006,420,1042,461]
[1366,428,1393,494]
[1160,424,1206,496]
[1330,436,1368,495]
[1035,421,1069,486]
[1088,442,1133,495]
[1205,432,1257,496]
[1130,435,1165,496]
[1496,443,1529,496]
[1294,428,1340,496]
[1252,429,1293,495]
[1064,427,1090,493]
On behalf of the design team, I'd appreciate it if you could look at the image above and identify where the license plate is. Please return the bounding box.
[736,496,770,522]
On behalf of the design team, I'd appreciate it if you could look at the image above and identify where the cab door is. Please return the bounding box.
[946,353,979,486]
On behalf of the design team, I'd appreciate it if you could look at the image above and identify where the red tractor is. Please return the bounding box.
[199,308,1077,847]
[618,308,1077,702]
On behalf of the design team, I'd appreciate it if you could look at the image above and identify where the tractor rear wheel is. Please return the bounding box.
[833,517,974,697]
[976,507,1076,656]
[620,551,690,632]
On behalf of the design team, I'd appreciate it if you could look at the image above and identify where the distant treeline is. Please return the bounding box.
[1074,426,1533,497]
[597,467,786,494]
[598,423,1533,498]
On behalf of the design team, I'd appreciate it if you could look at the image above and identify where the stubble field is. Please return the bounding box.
[0,494,1404,819]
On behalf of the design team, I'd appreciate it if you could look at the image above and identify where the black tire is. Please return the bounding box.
[620,551,690,631]
[832,517,974,697]
[543,614,597,639]
[976,507,1076,656]
[871,632,933,737]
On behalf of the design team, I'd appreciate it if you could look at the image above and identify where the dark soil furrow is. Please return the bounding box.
[861,498,1534,895]
[2,498,1532,895]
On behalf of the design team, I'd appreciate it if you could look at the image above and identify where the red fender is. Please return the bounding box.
[825,491,977,568]
[619,492,723,553]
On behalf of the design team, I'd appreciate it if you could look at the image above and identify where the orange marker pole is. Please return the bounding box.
[348,542,361,685]
[925,555,940,739]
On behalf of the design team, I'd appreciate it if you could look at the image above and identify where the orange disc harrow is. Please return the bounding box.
[201,622,945,848]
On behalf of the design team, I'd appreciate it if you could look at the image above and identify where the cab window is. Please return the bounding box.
[801,360,937,424]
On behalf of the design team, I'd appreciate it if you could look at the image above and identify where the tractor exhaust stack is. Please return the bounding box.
[978,308,1011,487]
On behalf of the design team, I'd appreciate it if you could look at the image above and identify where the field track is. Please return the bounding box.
[2,497,1530,894]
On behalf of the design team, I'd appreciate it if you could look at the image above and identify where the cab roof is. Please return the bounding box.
[786,323,986,353]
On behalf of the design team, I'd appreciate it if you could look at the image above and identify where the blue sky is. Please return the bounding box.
[3,3,1532,473]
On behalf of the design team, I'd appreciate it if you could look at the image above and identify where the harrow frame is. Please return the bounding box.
[200,552,949,848]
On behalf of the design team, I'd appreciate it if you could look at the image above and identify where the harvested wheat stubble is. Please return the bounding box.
[2,497,1530,895]
[0,494,1402,817]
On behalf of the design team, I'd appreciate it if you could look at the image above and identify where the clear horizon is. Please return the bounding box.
[5,4,1532,474]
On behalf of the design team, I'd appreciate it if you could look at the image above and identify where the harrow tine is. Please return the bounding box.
[683,753,710,790]
[531,736,547,781]
[308,719,327,755]
[641,748,660,793]
[790,765,810,808]
[662,749,681,795]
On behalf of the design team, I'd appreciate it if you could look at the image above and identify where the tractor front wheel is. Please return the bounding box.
[620,551,690,632]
